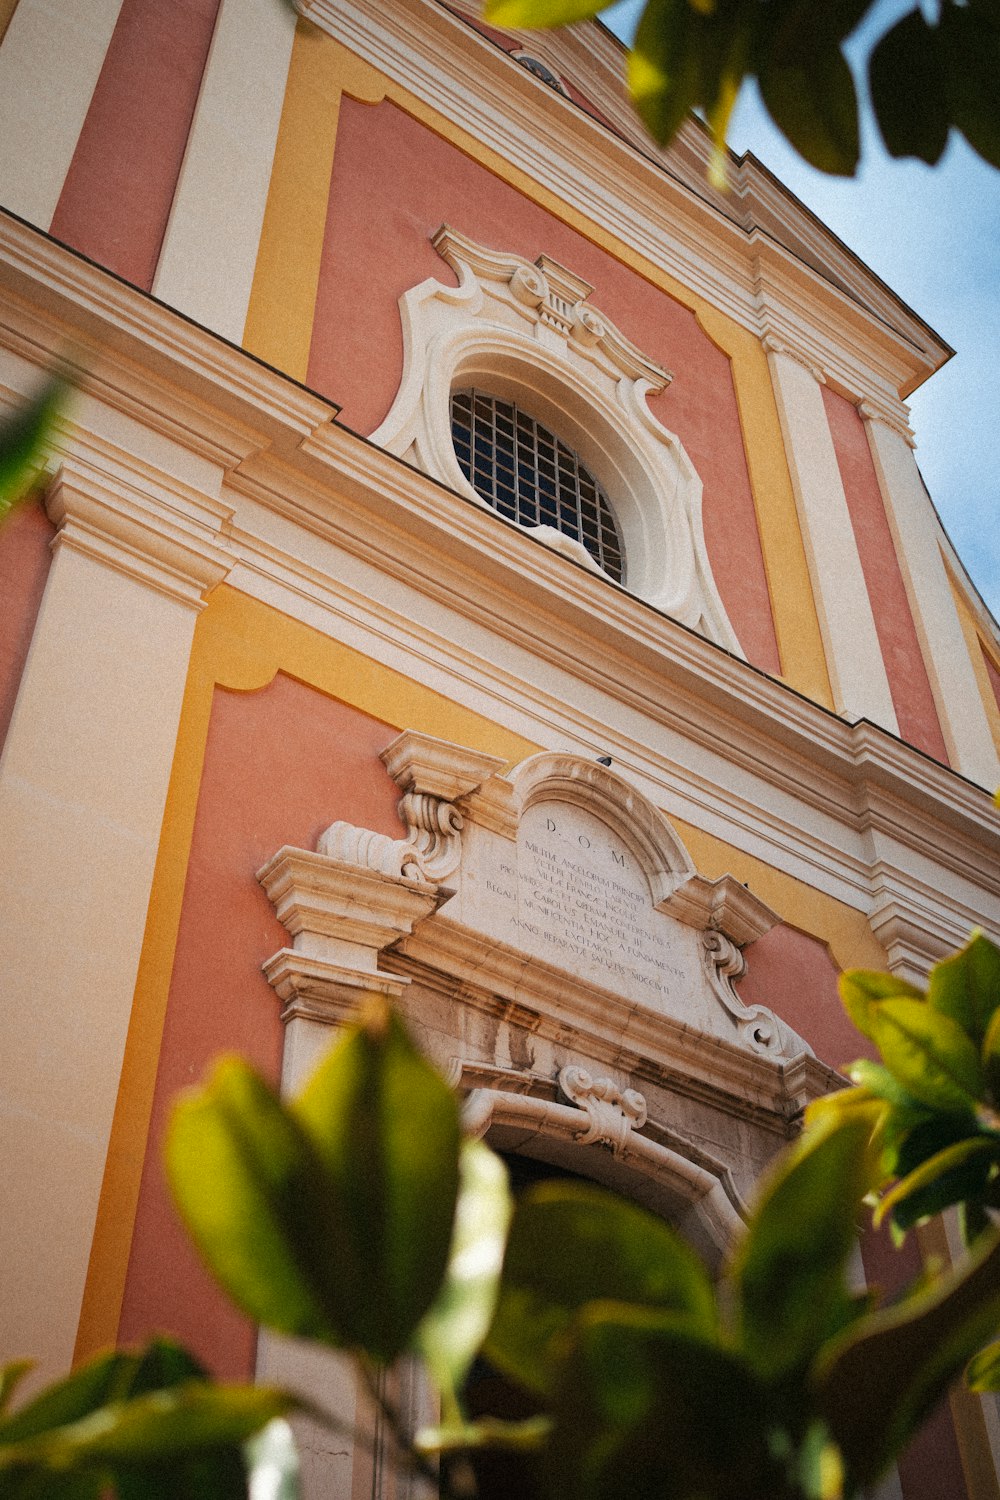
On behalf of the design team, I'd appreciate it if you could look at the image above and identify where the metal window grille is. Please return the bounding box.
[450,389,625,584]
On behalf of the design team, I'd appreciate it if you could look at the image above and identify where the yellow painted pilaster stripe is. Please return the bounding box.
[946,563,1000,757]
[73,585,538,1365]
[241,28,832,709]
[242,23,384,378]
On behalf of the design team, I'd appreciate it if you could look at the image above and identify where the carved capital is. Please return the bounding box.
[761,334,826,385]
[857,397,917,448]
[558,1064,648,1156]
[45,461,233,609]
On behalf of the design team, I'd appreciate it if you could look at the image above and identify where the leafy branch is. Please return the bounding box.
[482,0,1000,180]
[4,943,1000,1497]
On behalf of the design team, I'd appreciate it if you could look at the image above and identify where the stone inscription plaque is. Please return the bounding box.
[490,801,698,1011]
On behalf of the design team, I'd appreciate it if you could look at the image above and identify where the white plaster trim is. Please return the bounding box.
[766,345,898,731]
[151,0,297,343]
[373,225,741,652]
[863,412,999,788]
[0,0,124,230]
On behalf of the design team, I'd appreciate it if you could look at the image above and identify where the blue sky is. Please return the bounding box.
[603,0,1000,621]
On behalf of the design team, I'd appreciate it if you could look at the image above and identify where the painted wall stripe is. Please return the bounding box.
[49,0,222,290]
[823,386,948,762]
[0,0,124,230]
[0,538,205,1386]
[152,0,296,342]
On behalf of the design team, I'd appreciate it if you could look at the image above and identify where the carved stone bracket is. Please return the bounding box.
[558,1064,648,1156]
[319,731,506,883]
[258,732,505,1029]
[701,929,812,1060]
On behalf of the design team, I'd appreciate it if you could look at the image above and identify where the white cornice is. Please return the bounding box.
[1,215,996,950]
[0,211,337,471]
[299,0,949,401]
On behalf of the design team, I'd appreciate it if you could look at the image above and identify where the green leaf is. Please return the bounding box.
[244,1417,300,1500]
[628,0,708,146]
[0,1351,142,1445]
[0,1365,33,1418]
[927,933,1000,1047]
[167,1057,343,1343]
[839,969,923,1041]
[758,23,860,173]
[845,1058,927,1114]
[983,1005,1000,1098]
[293,999,461,1363]
[870,999,984,1113]
[734,1118,878,1379]
[1,1383,291,1471]
[816,1228,1000,1488]
[939,0,1000,169]
[543,1304,777,1500]
[484,0,607,26]
[966,1340,1000,1392]
[869,7,949,164]
[0,377,66,520]
[416,1140,512,1417]
[415,1414,551,1455]
[875,1135,998,1229]
[485,1180,716,1399]
[803,1084,888,1138]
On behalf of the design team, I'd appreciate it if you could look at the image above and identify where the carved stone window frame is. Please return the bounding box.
[371,225,743,655]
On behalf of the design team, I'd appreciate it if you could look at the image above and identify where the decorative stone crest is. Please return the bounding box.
[370,224,743,654]
[558,1065,648,1155]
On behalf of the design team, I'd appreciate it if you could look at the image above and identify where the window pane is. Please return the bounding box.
[450,389,624,584]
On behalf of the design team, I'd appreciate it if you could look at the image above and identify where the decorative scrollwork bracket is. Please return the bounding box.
[558,1064,648,1156]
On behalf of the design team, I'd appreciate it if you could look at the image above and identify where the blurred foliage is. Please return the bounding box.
[6,947,1000,1497]
[481,0,1000,181]
[0,376,65,524]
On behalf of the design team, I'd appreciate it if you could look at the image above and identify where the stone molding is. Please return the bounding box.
[260,737,815,1074]
[370,224,742,653]
[45,460,233,609]
[701,930,813,1060]
[256,847,441,952]
[459,1083,746,1264]
[319,732,505,883]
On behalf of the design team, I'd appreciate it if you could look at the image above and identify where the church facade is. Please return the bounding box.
[0,0,999,1494]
